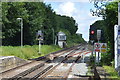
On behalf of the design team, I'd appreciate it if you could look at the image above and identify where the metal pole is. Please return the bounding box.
[39,40,41,54]
[21,19,23,49]
[98,52,99,65]
[92,44,94,58]
[91,40,94,57]
[91,42,94,68]
[95,52,96,66]
[98,40,99,66]
[17,18,23,54]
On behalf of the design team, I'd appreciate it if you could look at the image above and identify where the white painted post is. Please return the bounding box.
[38,40,41,54]
[37,30,43,54]
[114,25,118,69]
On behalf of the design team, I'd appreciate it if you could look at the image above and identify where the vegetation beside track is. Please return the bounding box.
[1,45,62,60]
[103,65,120,79]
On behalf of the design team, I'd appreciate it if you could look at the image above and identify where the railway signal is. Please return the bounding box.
[90,30,95,40]
[91,30,94,34]
[89,25,96,41]
[36,30,43,54]
[97,30,101,42]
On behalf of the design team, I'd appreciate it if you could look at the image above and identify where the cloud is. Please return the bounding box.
[55,2,76,16]
[75,11,102,41]
[53,2,102,41]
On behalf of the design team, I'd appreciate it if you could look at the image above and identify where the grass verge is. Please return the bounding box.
[1,45,62,60]
[103,65,120,80]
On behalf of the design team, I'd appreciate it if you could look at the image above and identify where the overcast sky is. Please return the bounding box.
[44,0,103,41]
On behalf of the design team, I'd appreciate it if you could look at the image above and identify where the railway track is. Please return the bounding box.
[38,50,85,80]
[1,44,91,80]
[19,46,82,80]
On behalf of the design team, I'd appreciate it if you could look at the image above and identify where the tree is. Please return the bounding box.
[104,2,118,60]
[2,2,85,46]
[2,2,29,45]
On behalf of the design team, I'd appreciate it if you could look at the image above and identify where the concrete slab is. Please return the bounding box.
[0,56,28,73]
[68,63,88,78]
[46,63,72,78]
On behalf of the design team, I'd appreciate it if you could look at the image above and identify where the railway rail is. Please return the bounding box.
[1,44,92,80]
[38,50,85,80]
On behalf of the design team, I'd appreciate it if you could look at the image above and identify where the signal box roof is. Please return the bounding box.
[58,31,66,36]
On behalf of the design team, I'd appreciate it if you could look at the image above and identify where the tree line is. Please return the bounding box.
[2,2,85,46]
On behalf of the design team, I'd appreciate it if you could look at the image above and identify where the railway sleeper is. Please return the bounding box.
[17,65,53,80]
[12,63,44,79]
[30,65,53,80]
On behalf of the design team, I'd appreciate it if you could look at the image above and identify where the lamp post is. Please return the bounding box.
[17,18,23,49]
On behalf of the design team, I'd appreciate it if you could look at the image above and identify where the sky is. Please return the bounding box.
[44,0,103,41]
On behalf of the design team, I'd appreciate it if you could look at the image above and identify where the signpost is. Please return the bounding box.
[94,43,100,64]
[37,30,43,54]
[94,43,107,53]
[94,43,107,64]
[101,43,107,53]
[94,43,100,52]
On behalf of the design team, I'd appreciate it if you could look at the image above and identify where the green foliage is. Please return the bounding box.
[92,2,118,65]
[67,34,85,46]
[2,2,84,46]
[101,53,112,65]
[55,15,78,35]
[103,65,120,79]
[1,45,61,60]
[104,2,118,61]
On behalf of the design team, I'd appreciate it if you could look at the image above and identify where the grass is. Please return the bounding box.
[1,45,62,60]
[87,65,94,76]
[103,65,120,79]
